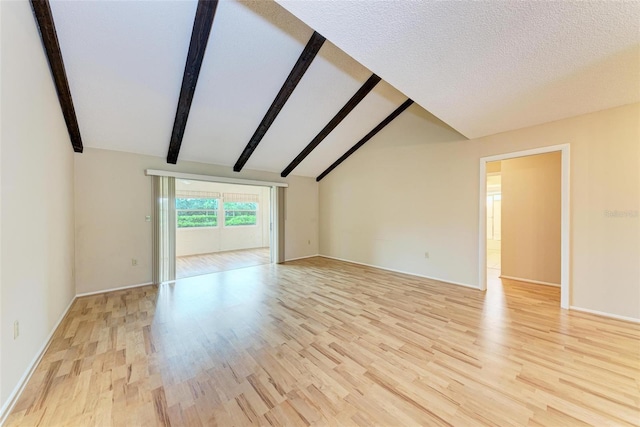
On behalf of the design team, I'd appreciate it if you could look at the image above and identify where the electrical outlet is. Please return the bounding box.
[131,258,138,266]
[14,320,19,339]
[424,252,430,259]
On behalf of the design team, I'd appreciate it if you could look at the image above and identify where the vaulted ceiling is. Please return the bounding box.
[44,0,639,179]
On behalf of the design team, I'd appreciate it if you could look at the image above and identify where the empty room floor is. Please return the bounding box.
[176,247,271,279]
[6,258,639,426]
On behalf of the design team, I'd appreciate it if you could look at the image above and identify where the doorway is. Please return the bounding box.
[148,170,286,285]
[479,144,570,308]
[486,168,502,288]
[175,180,272,279]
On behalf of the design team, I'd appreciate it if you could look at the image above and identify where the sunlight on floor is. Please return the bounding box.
[176,247,270,279]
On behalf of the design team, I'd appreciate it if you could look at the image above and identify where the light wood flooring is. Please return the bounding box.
[6,257,640,426]
[176,247,271,279]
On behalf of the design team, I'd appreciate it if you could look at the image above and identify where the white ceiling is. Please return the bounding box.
[49,0,639,178]
[50,0,197,158]
[50,0,410,177]
[277,0,640,139]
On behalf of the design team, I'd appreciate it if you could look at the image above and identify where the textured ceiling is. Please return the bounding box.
[277,0,640,138]
[48,0,639,178]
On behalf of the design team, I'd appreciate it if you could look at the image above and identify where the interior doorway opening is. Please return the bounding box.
[175,179,272,279]
[479,144,570,308]
[485,153,561,295]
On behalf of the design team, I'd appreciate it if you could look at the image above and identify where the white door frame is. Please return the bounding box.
[478,144,570,309]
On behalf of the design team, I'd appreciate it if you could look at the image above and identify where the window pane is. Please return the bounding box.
[177,210,217,228]
[223,202,257,210]
[224,202,257,226]
[176,198,219,228]
[176,198,218,210]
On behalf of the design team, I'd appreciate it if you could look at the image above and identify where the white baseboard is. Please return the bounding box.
[284,254,320,262]
[569,306,640,324]
[500,275,560,287]
[0,296,76,425]
[76,282,155,298]
[318,255,479,290]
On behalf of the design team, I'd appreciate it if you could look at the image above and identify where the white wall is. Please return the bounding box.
[0,0,76,410]
[320,107,476,284]
[319,102,640,320]
[0,0,6,404]
[175,180,271,257]
[0,0,4,404]
[74,148,318,294]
